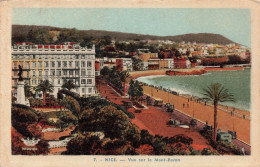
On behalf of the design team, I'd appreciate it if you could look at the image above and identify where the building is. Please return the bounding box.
[148,59,174,69]
[115,58,133,71]
[174,58,191,68]
[12,42,96,98]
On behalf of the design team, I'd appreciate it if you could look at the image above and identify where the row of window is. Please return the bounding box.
[44,61,92,68]
[13,61,93,69]
[13,70,93,77]
[18,78,93,85]
[12,54,93,60]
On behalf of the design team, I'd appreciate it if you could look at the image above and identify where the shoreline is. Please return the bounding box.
[140,84,250,144]
[131,69,250,112]
[137,75,250,112]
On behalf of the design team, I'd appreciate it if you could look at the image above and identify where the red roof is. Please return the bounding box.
[50,45,55,49]
[44,45,49,48]
[68,46,72,49]
[38,45,43,48]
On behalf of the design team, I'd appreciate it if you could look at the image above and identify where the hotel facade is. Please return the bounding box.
[12,42,96,98]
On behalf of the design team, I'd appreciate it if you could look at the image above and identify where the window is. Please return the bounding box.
[57,70,61,76]
[82,88,85,93]
[81,69,86,76]
[82,55,85,59]
[51,61,55,67]
[69,61,73,67]
[69,70,73,75]
[32,80,36,85]
[63,61,67,67]
[81,61,85,67]
[39,70,42,76]
[44,61,49,67]
[63,70,67,75]
[45,71,48,76]
[75,61,79,67]
[57,61,61,67]
[58,79,61,84]
[81,79,86,84]
[13,62,17,69]
[75,70,79,76]
[31,62,36,68]
[14,71,17,76]
[87,61,92,67]
[38,62,42,68]
[32,70,36,76]
[25,62,29,68]
[51,70,55,76]
[27,71,30,78]
[87,79,92,84]
[88,88,92,94]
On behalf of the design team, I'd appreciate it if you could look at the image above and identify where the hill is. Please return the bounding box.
[12,25,235,45]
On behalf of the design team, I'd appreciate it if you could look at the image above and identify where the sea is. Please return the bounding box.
[136,69,251,111]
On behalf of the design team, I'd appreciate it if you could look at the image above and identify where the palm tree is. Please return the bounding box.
[62,79,76,91]
[36,80,54,105]
[119,71,130,96]
[202,83,234,141]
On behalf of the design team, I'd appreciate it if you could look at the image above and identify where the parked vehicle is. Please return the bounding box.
[154,98,163,107]
[217,131,232,143]
[135,110,142,113]
[190,119,197,126]
[122,101,132,108]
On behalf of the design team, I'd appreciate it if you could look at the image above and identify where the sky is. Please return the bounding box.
[12,8,250,47]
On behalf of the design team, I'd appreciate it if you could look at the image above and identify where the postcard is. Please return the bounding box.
[0,0,260,167]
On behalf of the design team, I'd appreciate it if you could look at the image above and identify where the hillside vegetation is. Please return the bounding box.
[12,25,235,45]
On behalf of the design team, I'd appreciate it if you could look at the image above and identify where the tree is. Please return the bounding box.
[35,80,54,105]
[202,83,234,141]
[27,28,53,44]
[58,28,80,43]
[128,80,143,101]
[24,83,33,98]
[96,105,131,139]
[62,79,76,91]
[80,36,93,48]
[132,57,143,71]
[119,71,130,96]
[100,66,110,78]
[62,96,81,119]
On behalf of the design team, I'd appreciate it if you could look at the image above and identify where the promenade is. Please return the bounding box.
[141,85,250,144]
[96,78,214,151]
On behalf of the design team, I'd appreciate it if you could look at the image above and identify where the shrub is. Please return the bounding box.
[168,134,193,145]
[140,129,154,145]
[135,144,154,155]
[12,106,38,137]
[201,148,218,155]
[124,124,141,147]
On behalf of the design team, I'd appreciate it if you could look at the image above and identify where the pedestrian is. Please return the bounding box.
[241,147,245,155]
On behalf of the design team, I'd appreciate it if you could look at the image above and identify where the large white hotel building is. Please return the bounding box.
[12,42,96,98]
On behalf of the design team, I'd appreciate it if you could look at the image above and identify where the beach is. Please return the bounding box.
[129,70,250,145]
